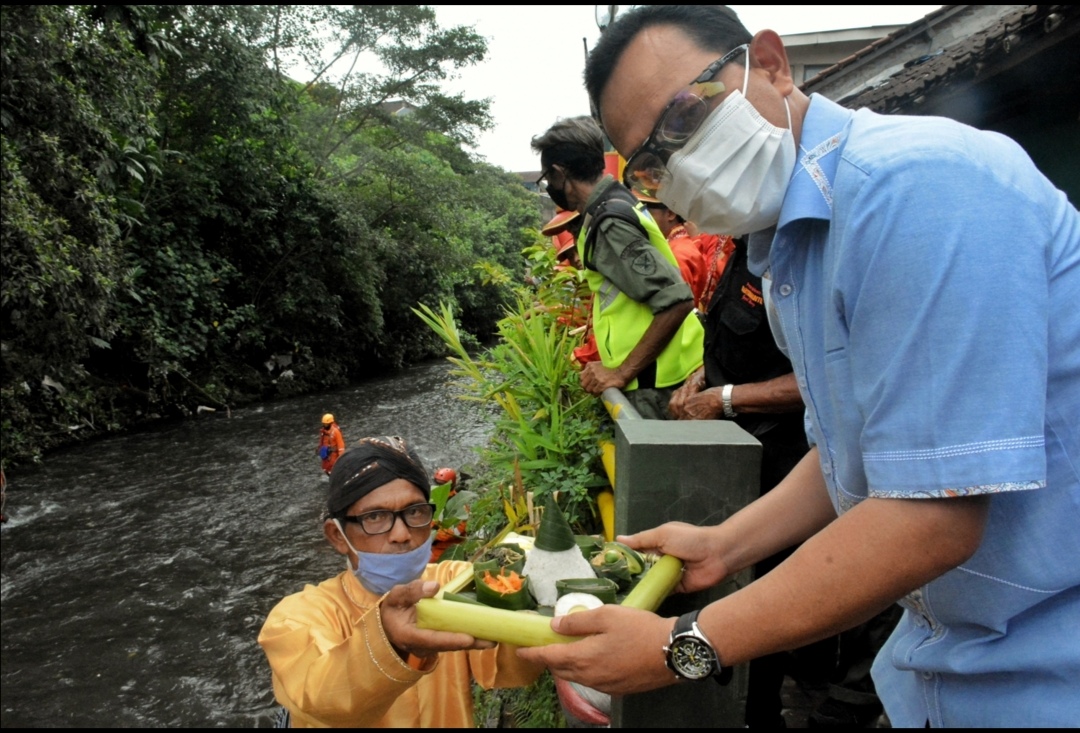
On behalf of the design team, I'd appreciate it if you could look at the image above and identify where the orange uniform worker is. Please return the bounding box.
[542,209,601,367]
[317,414,345,475]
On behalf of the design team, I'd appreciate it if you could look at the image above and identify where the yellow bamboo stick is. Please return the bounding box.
[597,489,615,542]
[599,440,616,487]
[620,555,684,611]
[416,598,581,647]
[418,555,684,644]
[435,567,475,599]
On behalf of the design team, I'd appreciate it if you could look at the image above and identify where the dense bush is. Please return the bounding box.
[1,5,538,467]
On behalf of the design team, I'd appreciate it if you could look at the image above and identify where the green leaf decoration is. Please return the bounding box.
[534,493,576,552]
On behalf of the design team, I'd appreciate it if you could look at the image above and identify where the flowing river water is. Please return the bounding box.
[0,360,491,727]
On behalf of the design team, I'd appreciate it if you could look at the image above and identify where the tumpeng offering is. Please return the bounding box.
[416,493,683,646]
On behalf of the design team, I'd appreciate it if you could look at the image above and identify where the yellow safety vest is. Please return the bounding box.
[577,200,704,390]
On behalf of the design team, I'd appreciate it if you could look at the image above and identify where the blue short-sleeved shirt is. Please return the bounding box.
[752,94,1080,727]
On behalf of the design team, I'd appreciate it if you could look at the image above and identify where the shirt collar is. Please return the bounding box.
[582,174,616,212]
[777,94,853,229]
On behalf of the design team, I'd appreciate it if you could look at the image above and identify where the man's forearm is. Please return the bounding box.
[700,490,990,666]
[711,447,837,575]
[727,372,804,414]
[616,300,694,383]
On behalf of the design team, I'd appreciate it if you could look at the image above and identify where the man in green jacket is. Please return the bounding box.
[531,116,704,419]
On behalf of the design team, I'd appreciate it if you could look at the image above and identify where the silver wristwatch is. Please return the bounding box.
[663,610,732,684]
[721,383,737,418]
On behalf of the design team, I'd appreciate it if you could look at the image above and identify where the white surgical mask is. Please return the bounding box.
[659,57,796,237]
[334,519,433,595]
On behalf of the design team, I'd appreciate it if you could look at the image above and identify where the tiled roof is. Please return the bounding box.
[808,5,1079,113]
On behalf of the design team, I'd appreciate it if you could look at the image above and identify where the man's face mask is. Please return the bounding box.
[543,169,572,211]
[334,518,433,595]
[658,52,796,237]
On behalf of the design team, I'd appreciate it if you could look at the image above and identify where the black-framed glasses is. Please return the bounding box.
[535,167,552,190]
[341,502,435,535]
[622,44,748,198]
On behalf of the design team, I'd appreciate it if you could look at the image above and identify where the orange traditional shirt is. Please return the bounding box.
[258,561,543,728]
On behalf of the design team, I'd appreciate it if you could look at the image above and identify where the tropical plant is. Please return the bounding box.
[1,5,535,468]
[414,240,610,531]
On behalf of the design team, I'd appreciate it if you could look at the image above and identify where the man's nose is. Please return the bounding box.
[387,513,413,542]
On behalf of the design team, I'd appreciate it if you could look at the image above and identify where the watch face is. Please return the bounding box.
[670,636,716,680]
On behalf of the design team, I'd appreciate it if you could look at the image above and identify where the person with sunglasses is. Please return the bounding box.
[531,116,705,420]
[258,437,542,727]
[517,6,1080,728]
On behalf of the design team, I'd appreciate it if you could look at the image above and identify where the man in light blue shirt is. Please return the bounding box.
[518,6,1080,727]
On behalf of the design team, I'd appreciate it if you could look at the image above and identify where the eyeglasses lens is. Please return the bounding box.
[625,152,668,197]
[658,94,709,145]
[356,503,434,534]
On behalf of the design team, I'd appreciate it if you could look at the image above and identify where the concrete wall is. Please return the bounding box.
[603,389,762,728]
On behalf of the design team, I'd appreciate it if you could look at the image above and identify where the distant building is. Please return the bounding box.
[784,24,906,86]
[802,4,1080,203]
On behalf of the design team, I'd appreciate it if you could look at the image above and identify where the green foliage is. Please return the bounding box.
[473,671,565,729]
[0,5,540,467]
[414,240,610,532]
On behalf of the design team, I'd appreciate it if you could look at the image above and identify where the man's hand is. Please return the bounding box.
[620,523,731,594]
[681,388,727,420]
[580,362,629,395]
[668,367,706,418]
[517,605,678,695]
[380,580,495,660]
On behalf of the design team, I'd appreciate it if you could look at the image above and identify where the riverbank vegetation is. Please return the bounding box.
[1,5,538,469]
[419,243,612,728]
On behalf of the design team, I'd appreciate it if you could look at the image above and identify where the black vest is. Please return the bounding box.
[703,239,803,443]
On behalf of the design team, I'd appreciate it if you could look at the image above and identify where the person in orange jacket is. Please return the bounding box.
[317,414,345,475]
[542,209,601,368]
[429,467,469,562]
[633,192,711,310]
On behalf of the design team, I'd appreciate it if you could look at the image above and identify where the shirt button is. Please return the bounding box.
[797,376,807,388]
[779,284,793,296]
[822,463,832,475]
[922,671,934,680]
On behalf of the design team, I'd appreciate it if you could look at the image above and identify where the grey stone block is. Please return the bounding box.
[610,418,761,728]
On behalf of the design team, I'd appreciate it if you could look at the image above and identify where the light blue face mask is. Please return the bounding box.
[334,519,433,595]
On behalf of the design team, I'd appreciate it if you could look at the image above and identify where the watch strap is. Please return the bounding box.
[667,610,733,685]
[722,383,737,418]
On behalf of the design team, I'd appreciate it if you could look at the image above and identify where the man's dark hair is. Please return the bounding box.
[584,5,752,124]
[530,116,606,183]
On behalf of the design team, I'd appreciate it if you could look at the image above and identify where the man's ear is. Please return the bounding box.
[324,518,350,556]
[749,30,795,97]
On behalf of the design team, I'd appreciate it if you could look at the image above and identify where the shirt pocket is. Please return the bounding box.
[717,300,765,382]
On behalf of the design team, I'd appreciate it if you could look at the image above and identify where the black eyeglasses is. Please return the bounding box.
[535,167,551,189]
[622,44,748,198]
[341,502,435,535]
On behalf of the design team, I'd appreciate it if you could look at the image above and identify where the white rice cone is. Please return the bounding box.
[523,546,597,607]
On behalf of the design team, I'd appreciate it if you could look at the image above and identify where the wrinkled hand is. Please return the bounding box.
[381,580,495,659]
[580,362,628,395]
[668,368,706,418]
[619,523,730,594]
[517,605,678,695]
[680,388,725,420]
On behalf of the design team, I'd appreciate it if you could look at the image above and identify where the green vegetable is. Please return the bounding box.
[620,554,684,611]
[416,599,581,647]
[474,568,536,611]
[589,541,646,590]
[555,577,619,604]
[443,592,484,606]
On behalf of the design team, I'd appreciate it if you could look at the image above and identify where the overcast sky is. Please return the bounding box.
[431,5,942,172]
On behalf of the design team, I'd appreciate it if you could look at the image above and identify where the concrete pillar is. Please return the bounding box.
[604,390,761,728]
